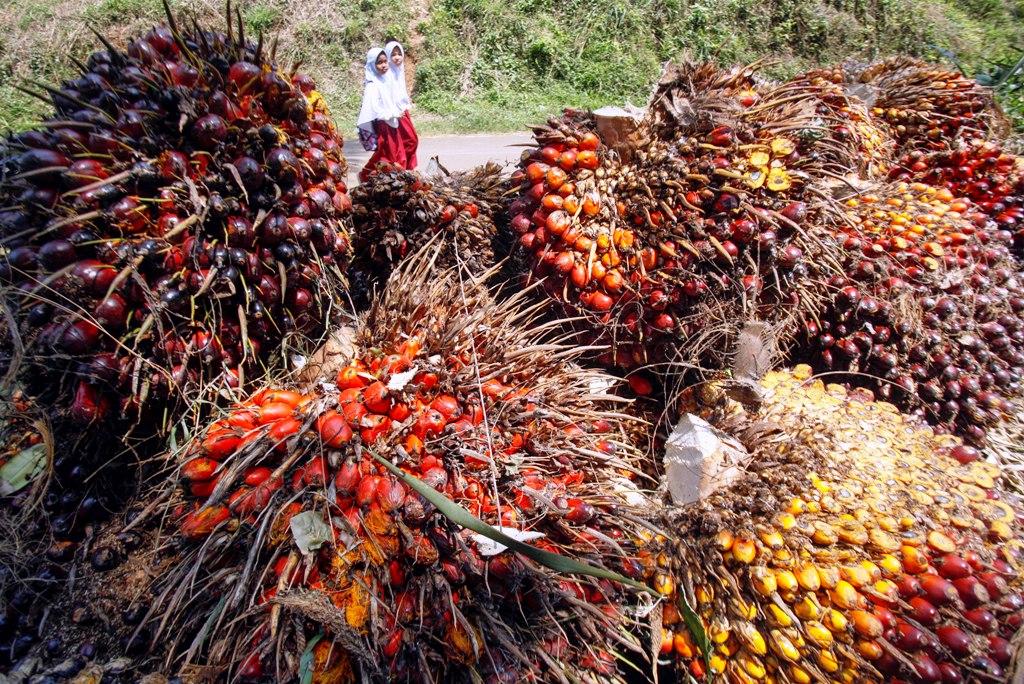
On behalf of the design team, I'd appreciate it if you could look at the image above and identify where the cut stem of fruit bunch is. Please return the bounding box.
[152,253,655,683]
[349,163,507,308]
[658,365,1024,683]
[0,6,352,430]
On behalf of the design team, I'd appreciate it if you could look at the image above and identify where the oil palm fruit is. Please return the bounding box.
[510,63,854,375]
[350,163,505,306]
[659,365,1024,682]
[151,252,652,683]
[0,9,352,429]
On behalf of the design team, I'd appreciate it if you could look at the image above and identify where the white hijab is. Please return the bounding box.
[384,40,412,113]
[357,47,400,133]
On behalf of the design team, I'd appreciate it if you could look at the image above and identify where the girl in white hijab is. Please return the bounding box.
[356,47,406,182]
[383,40,419,170]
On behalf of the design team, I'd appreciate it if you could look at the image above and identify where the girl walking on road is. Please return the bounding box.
[356,47,405,182]
[384,40,419,170]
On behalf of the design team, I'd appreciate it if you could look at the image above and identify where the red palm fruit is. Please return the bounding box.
[539,146,561,164]
[203,431,243,459]
[952,576,989,607]
[180,505,230,539]
[269,418,302,444]
[360,414,392,443]
[525,162,548,183]
[935,554,971,580]
[363,382,392,414]
[414,409,446,438]
[546,166,568,189]
[182,457,219,481]
[70,381,110,423]
[244,467,273,487]
[577,150,599,170]
[259,402,294,425]
[334,460,361,496]
[963,608,996,633]
[919,574,958,605]
[909,597,939,624]
[578,132,600,151]
[316,411,353,448]
[936,625,972,657]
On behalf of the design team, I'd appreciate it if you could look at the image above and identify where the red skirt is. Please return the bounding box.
[360,120,406,182]
[398,111,419,170]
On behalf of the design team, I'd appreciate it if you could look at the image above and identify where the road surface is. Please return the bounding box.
[343,132,532,185]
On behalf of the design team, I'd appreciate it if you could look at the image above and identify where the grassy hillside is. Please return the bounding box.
[0,0,1021,135]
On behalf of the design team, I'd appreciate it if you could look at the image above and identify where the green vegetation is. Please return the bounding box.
[0,0,1021,135]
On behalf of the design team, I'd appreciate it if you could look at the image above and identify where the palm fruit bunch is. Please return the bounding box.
[889,139,1024,256]
[795,180,1024,446]
[509,63,857,375]
[805,58,1003,150]
[350,163,506,306]
[148,254,652,683]
[0,10,352,428]
[657,365,1024,683]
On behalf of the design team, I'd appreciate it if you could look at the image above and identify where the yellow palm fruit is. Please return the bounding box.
[758,527,785,549]
[768,630,800,663]
[709,653,728,674]
[816,649,841,674]
[793,595,820,621]
[840,564,871,588]
[767,604,793,628]
[660,368,1024,683]
[878,554,902,575]
[695,584,714,604]
[823,609,848,633]
[733,535,758,564]
[775,512,797,530]
[654,573,674,596]
[803,620,834,648]
[734,622,768,656]
[772,548,794,567]
[737,652,767,679]
[731,597,757,620]
[775,569,799,593]
[829,581,862,610]
[710,621,731,645]
[816,566,839,590]
[749,567,777,596]
[859,561,881,582]
[812,523,838,545]
[788,664,812,684]
[873,579,898,602]
[795,563,821,592]
[718,635,740,657]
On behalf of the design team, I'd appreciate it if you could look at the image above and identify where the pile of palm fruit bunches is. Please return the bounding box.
[2,7,1024,683]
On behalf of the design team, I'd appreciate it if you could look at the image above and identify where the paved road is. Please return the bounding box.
[343,132,532,185]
